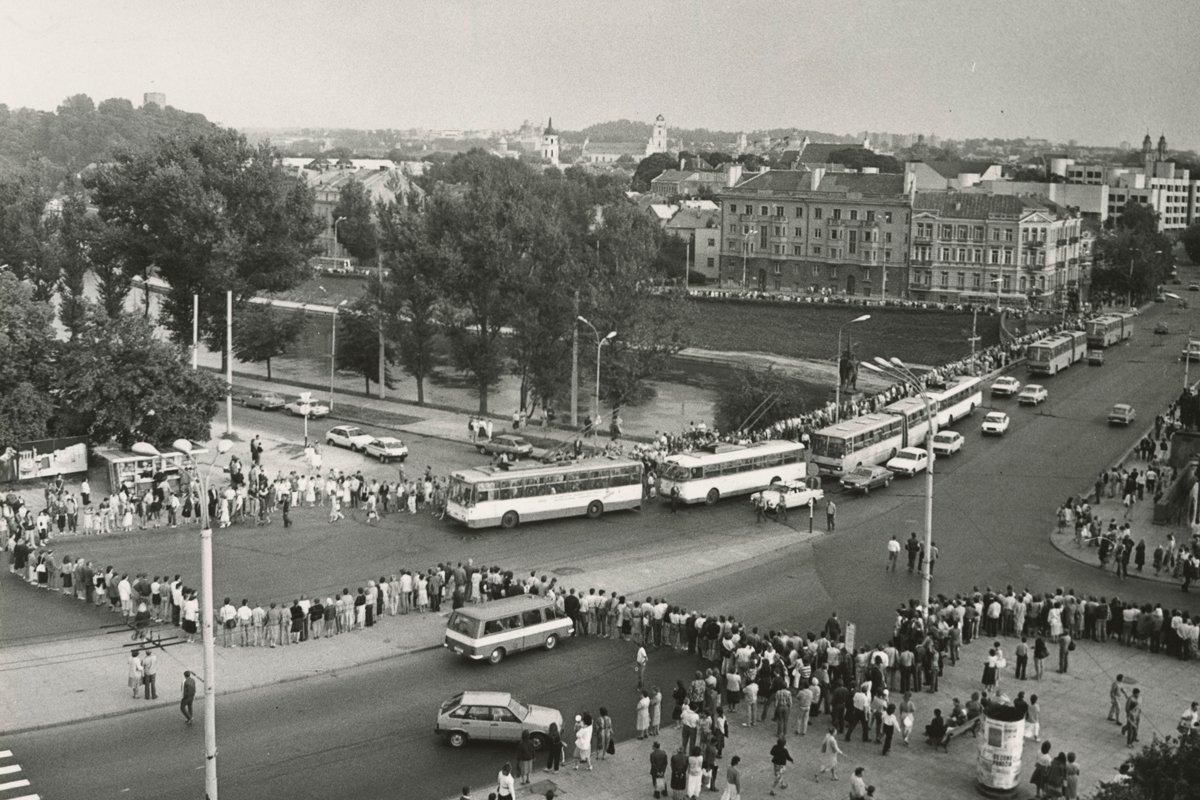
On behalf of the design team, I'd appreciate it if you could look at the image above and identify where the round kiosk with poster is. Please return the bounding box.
[976,698,1026,795]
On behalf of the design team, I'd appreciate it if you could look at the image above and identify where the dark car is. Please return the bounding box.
[477,435,534,459]
[839,464,893,495]
[240,390,285,411]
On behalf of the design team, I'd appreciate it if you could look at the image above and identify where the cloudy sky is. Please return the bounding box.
[3,0,1198,147]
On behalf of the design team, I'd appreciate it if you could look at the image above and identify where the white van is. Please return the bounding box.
[444,595,574,665]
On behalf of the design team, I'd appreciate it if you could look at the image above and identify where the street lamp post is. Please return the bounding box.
[160,437,232,800]
[833,315,871,422]
[862,357,936,611]
[577,316,616,446]
[318,286,349,411]
[741,228,758,290]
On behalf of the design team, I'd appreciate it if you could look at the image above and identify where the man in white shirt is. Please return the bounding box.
[219,598,237,647]
[886,536,901,571]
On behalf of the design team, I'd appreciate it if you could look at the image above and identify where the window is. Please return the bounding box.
[795,207,804,217]
[706,257,715,267]
[849,209,858,221]
[940,247,950,261]
[990,249,999,264]
[522,609,544,626]
[831,248,840,259]
[973,248,983,263]
[707,238,715,247]
[940,225,953,239]
[774,205,784,217]
[832,208,842,220]
[812,266,820,277]
[760,205,768,216]
[773,263,782,275]
[884,249,892,262]
[742,225,752,234]
[885,232,893,243]
[814,207,823,219]
[884,212,893,224]
[956,225,968,241]
[729,223,738,233]
[814,228,822,238]
[863,230,872,242]
[794,227,803,236]
[940,271,950,287]
[830,229,839,240]
[813,245,822,256]
[956,248,966,262]
[793,245,802,255]
[973,226,984,241]
[956,272,966,289]
[1005,229,1014,242]
[773,225,783,236]
[866,210,876,222]
[972,273,981,289]
[1004,249,1013,265]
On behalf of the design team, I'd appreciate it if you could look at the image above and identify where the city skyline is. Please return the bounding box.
[3,0,1199,150]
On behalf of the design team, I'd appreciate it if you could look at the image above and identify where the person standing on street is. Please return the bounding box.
[826,500,836,531]
[1122,688,1141,747]
[849,766,869,799]
[886,536,901,571]
[1058,632,1073,674]
[1026,694,1041,742]
[650,741,668,798]
[1107,674,1124,725]
[180,670,196,725]
[815,726,844,781]
[768,736,793,796]
[636,644,648,690]
[141,649,158,700]
[720,755,742,800]
[905,533,921,573]
[127,649,143,699]
[496,762,516,800]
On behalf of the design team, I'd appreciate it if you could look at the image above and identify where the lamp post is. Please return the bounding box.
[833,314,871,422]
[577,316,616,446]
[160,437,232,800]
[1164,293,1189,387]
[741,228,758,289]
[862,357,935,611]
[319,286,349,411]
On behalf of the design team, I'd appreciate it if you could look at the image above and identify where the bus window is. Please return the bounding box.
[447,612,482,638]
[521,609,543,626]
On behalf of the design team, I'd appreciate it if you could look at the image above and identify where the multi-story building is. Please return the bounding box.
[909,192,1084,308]
[1062,134,1198,231]
[665,207,722,283]
[716,168,911,296]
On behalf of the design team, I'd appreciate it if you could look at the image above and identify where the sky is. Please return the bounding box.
[3,0,1199,149]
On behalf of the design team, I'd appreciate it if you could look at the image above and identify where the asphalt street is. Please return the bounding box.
[7,301,1200,799]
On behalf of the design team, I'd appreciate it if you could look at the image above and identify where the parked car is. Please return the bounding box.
[750,478,824,511]
[886,447,929,477]
[435,691,562,750]
[240,390,285,411]
[325,424,375,452]
[981,411,1010,436]
[478,435,534,459]
[1087,349,1105,366]
[1189,284,1200,292]
[284,396,330,418]
[1154,321,1170,335]
[839,464,893,495]
[363,437,409,463]
[990,377,1021,397]
[1108,404,1136,426]
[931,431,964,456]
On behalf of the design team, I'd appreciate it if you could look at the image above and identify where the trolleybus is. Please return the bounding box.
[1026,330,1087,375]
[656,439,806,505]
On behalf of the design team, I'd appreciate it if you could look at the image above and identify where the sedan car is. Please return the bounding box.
[886,447,929,477]
[990,376,1021,397]
[363,437,409,463]
[931,431,964,456]
[1154,321,1170,335]
[325,424,375,452]
[240,390,285,411]
[839,464,893,495]
[284,397,330,418]
[1017,384,1048,405]
[750,479,824,511]
[981,411,1010,436]
[1108,404,1136,426]
[478,435,534,459]
[435,691,561,751]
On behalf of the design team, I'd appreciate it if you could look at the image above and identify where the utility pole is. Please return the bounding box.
[377,260,385,400]
[968,307,980,375]
[224,290,232,434]
[570,290,579,427]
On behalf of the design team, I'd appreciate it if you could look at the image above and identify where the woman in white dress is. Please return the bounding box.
[417,574,429,611]
[635,691,651,739]
[304,476,316,506]
[1048,604,1064,640]
[685,745,703,798]
[814,726,844,781]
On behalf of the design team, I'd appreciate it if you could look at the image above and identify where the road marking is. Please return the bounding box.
[0,779,31,791]
[5,794,40,800]
[0,751,11,758]
[0,765,22,775]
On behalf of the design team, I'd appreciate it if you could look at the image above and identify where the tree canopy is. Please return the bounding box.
[1181,221,1200,266]
[332,178,378,263]
[231,304,306,380]
[1092,200,1172,303]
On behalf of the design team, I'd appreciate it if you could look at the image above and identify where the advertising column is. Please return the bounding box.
[976,701,1025,794]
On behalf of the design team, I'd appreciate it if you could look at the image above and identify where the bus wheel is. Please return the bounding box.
[500,511,519,529]
[586,500,604,519]
[544,634,558,651]
[705,488,719,505]
[488,647,506,665]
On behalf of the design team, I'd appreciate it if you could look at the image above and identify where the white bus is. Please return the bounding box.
[446,458,643,529]
[1085,313,1135,348]
[1026,330,1086,375]
[656,440,806,505]
[809,413,908,477]
[930,376,983,426]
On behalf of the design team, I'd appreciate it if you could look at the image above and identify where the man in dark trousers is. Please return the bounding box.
[649,741,668,798]
[905,533,921,573]
[180,670,197,724]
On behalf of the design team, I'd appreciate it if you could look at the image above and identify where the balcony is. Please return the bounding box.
[1025,240,1043,249]
[1069,236,1079,244]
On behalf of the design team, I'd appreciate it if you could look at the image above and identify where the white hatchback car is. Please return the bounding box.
[1017,384,1048,405]
[981,412,1010,436]
[284,397,330,418]
[991,377,1021,397]
[363,437,409,463]
[325,425,375,452]
[886,447,929,476]
[931,431,964,456]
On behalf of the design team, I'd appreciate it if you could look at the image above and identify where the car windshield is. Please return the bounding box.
[934,433,954,441]
[986,414,1004,422]
[852,468,873,478]
[344,427,365,437]
[507,698,530,719]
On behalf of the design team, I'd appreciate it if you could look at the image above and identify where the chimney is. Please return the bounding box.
[811,167,826,188]
[680,157,685,171]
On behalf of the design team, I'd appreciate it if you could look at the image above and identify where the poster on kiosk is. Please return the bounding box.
[976,703,1025,793]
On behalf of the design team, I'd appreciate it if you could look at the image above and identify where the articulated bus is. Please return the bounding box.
[1085,313,1135,348]
[656,440,807,505]
[929,376,983,427]
[1026,330,1087,375]
[446,458,643,529]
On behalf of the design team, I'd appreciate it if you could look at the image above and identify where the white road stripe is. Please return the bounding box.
[0,779,31,791]
[0,750,12,758]
[0,765,22,775]
[5,794,40,800]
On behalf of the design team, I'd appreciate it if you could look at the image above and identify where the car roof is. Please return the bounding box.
[898,447,924,456]
[934,431,960,438]
[448,594,555,621]
[985,411,1007,418]
[373,437,403,443]
[457,690,515,706]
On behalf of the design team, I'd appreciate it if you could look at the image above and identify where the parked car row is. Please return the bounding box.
[240,390,329,418]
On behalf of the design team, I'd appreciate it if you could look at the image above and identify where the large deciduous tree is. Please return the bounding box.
[86,129,323,368]
[54,305,223,449]
[332,177,378,263]
[1089,733,1200,800]
[1093,201,1172,304]
[335,294,397,395]
[231,304,305,380]
[1181,220,1200,265]
[0,163,63,301]
[0,272,57,444]
[632,152,677,192]
[377,197,443,405]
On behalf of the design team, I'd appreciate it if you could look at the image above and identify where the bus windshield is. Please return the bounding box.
[809,435,845,458]
[660,462,695,481]
[446,611,481,638]
[448,477,474,507]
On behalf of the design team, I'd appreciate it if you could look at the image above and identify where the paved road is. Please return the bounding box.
[12,303,1200,799]
[8,638,694,800]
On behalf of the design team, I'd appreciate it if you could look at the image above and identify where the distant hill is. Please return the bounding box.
[0,94,215,178]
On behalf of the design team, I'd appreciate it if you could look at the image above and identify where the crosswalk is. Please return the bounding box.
[0,751,40,800]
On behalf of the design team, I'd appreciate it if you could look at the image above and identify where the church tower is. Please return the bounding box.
[1157,133,1168,161]
[647,114,668,155]
[541,118,560,166]
[1142,132,1153,159]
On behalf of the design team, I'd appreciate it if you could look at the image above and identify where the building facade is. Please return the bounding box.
[909,192,1084,308]
[716,169,911,297]
[1062,134,1198,231]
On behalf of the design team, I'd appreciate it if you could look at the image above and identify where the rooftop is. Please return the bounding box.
[913,191,1056,219]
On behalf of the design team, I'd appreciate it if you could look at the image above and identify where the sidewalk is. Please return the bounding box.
[0,519,812,735]
[444,633,1195,800]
